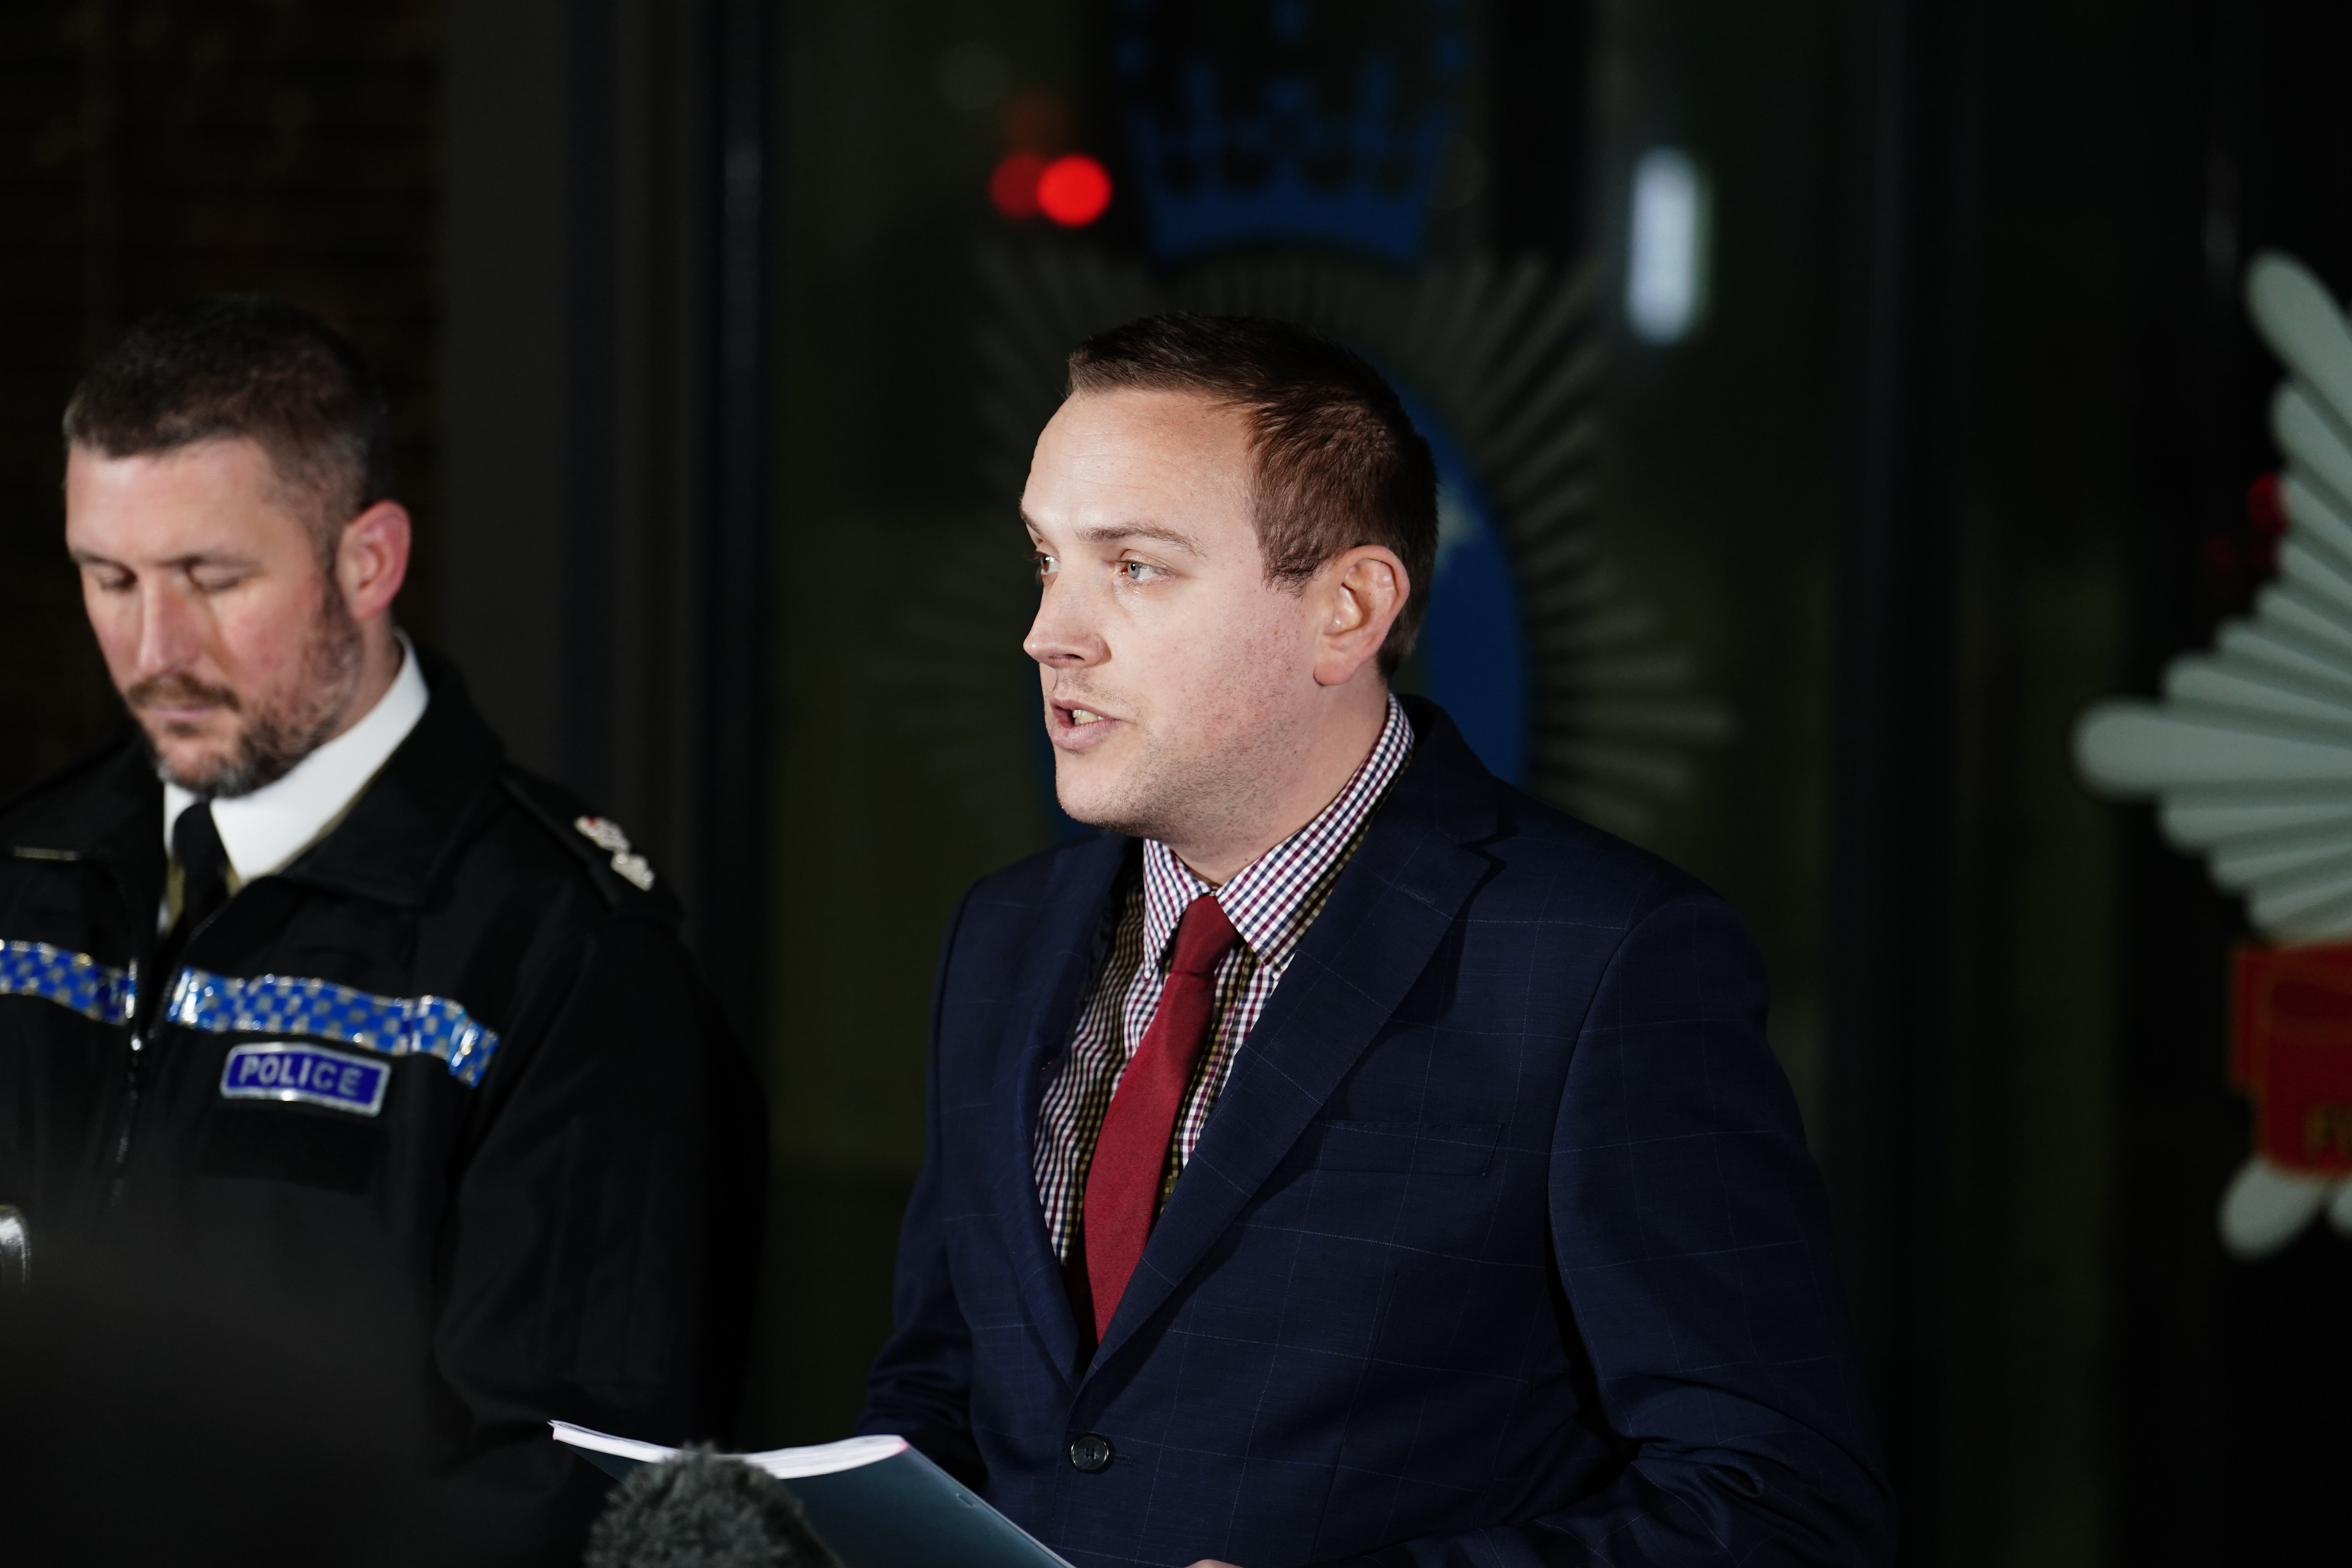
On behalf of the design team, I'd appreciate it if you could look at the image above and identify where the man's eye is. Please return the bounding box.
[1118,560,1165,583]
[1032,552,1057,579]
[190,569,247,594]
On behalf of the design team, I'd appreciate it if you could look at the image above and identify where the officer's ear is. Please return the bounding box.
[336,500,411,622]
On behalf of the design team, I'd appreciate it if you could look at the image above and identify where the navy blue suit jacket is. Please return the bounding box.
[860,701,1894,1566]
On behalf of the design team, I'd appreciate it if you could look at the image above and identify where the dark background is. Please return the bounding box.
[5,2,2351,1561]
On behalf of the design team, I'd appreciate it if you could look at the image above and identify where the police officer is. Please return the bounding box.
[0,299,766,1565]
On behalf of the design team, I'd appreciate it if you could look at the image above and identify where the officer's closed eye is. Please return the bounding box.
[187,563,253,594]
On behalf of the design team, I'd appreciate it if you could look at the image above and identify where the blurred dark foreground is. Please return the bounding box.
[0,1231,608,1566]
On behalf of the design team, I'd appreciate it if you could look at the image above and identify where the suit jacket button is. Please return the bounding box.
[1067,1432,1114,1473]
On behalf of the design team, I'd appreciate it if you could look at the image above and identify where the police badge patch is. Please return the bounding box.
[220,1042,391,1117]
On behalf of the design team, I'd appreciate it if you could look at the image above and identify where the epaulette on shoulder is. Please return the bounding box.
[497,768,682,922]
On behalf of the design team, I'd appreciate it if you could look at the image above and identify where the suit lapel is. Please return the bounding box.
[1087,710,1498,1375]
[989,831,1132,1380]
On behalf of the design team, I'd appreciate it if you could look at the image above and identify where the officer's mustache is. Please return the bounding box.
[125,672,242,722]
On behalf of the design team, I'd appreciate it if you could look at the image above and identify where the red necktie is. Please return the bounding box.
[1075,893,1241,1344]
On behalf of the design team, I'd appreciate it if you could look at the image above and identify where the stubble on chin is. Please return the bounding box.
[132,593,367,800]
[1053,706,1289,856]
[1055,742,1216,846]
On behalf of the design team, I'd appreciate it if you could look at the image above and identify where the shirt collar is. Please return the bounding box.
[162,634,432,885]
[1140,693,1414,969]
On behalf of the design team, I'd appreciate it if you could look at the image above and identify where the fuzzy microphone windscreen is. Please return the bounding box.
[583,1450,842,1568]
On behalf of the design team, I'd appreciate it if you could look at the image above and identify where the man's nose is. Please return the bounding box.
[133,582,203,677]
[1023,581,1106,668]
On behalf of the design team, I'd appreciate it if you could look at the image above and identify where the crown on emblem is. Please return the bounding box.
[1114,5,1464,267]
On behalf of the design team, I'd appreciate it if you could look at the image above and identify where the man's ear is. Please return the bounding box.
[1310,545,1409,688]
[337,500,412,622]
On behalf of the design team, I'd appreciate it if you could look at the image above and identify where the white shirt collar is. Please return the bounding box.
[162,635,431,885]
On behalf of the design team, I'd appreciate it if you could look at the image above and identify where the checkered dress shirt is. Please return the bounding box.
[1033,695,1414,1263]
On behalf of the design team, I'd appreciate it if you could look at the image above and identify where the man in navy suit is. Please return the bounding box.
[859,315,1894,1567]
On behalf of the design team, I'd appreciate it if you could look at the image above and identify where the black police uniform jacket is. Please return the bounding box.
[0,650,766,1565]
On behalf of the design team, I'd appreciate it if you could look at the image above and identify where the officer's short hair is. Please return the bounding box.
[64,296,391,560]
[1066,313,1438,677]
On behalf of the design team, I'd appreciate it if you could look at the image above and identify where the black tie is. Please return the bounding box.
[161,802,230,976]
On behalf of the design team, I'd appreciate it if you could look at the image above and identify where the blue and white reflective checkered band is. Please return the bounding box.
[165,967,500,1087]
[0,940,136,1026]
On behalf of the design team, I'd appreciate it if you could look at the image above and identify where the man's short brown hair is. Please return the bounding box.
[63,296,390,559]
[1067,313,1439,675]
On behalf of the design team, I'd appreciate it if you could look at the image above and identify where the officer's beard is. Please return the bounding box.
[128,587,367,801]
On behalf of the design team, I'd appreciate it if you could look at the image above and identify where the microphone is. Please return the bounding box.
[584,1449,842,1568]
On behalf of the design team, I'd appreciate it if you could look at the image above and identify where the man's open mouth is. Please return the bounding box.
[1050,698,1120,738]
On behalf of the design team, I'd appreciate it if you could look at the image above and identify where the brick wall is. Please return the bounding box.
[0,0,438,793]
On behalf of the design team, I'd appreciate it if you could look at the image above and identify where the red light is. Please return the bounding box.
[1036,154,1112,227]
[989,151,1048,219]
